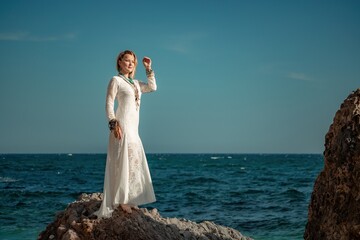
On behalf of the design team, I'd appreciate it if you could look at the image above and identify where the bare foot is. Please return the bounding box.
[120,204,132,213]
[131,205,139,210]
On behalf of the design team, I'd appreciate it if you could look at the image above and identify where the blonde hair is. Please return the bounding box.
[116,50,138,79]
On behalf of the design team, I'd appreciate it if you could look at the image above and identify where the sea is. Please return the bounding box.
[0,153,323,240]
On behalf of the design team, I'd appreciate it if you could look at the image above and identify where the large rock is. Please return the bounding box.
[304,89,360,239]
[38,193,252,240]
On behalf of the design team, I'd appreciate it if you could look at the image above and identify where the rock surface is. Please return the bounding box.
[38,193,252,240]
[304,89,360,240]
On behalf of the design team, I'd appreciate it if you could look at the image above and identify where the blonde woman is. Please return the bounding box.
[95,50,157,218]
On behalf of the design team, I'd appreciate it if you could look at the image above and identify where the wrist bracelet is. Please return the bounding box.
[146,69,154,76]
[108,119,118,131]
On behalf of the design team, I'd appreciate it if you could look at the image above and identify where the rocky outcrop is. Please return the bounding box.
[304,89,360,240]
[38,193,252,240]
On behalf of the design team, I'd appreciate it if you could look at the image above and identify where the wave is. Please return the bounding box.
[0,176,20,183]
[190,176,224,183]
[282,188,305,196]
[209,156,234,161]
[281,188,306,202]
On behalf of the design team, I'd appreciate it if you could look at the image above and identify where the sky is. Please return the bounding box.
[0,0,359,154]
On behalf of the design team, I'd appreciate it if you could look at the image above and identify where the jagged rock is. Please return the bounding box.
[38,193,253,240]
[304,89,360,240]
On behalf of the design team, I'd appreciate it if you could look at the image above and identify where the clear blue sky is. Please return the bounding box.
[0,0,359,154]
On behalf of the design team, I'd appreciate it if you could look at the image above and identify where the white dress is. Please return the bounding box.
[95,72,157,218]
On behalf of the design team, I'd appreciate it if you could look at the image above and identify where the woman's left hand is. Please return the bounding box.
[142,57,152,70]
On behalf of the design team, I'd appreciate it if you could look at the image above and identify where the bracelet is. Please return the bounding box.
[108,119,119,131]
[146,69,154,76]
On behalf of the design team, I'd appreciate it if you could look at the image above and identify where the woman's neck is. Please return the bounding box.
[119,71,130,78]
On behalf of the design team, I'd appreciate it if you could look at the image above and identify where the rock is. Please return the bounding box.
[61,229,80,240]
[304,89,360,240]
[38,193,253,240]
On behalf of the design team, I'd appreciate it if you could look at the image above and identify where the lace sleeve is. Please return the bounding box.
[105,77,119,121]
[139,71,157,93]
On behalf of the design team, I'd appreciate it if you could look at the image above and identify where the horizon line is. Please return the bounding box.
[0,152,323,155]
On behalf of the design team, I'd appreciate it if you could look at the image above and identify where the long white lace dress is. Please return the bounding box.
[95,72,157,218]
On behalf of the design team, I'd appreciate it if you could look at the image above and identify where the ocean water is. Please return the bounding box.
[0,153,323,240]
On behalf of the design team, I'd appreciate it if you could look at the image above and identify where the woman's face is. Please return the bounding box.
[118,54,135,75]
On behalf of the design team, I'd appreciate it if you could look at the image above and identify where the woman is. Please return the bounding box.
[95,50,157,218]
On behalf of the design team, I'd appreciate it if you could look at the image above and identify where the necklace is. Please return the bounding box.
[118,74,140,110]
